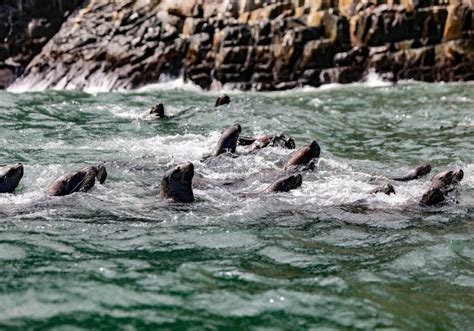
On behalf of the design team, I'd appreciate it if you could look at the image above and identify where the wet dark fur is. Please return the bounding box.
[160,162,195,203]
[0,163,24,193]
[48,165,107,196]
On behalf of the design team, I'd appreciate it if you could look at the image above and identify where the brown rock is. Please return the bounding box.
[443,3,472,40]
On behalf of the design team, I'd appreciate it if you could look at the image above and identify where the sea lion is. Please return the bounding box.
[238,134,296,150]
[264,173,303,193]
[420,187,446,206]
[237,173,303,197]
[149,103,166,118]
[369,183,395,195]
[0,163,24,193]
[430,169,463,191]
[211,123,241,157]
[420,169,464,206]
[284,140,321,171]
[48,165,107,196]
[388,164,431,181]
[160,162,194,203]
[215,94,230,107]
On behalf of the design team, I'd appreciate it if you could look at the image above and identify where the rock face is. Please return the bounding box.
[7,0,474,91]
[0,0,83,88]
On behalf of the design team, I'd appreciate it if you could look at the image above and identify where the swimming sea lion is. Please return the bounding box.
[237,173,303,197]
[215,94,230,107]
[284,140,320,171]
[160,162,194,203]
[211,123,241,157]
[420,169,464,206]
[420,187,446,206]
[264,173,303,193]
[0,163,24,193]
[48,165,107,196]
[149,103,166,118]
[369,183,395,195]
[238,134,296,150]
[430,169,463,191]
[388,164,431,181]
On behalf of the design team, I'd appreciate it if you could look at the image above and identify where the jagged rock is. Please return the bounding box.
[443,3,473,40]
[6,0,474,91]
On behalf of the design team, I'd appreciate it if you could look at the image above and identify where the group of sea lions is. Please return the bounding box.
[1,95,465,209]
[0,163,107,196]
[159,120,464,206]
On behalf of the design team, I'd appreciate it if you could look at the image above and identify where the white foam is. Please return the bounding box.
[136,76,203,93]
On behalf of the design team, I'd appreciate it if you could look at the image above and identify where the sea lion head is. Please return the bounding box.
[414,164,432,178]
[96,164,107,184]
[431,169,463,190]
[283,136,296,149]
[272,134,296,149]
[370,183,396,195]
[212,123,241,156]
[0,163,24,193]
[453,169,464,182]
[215,94,230,107]
[266,173,303,193]
[284,140,320,170]
[161,162,195,203]
[150,103,165,117]
[308,140,321,157]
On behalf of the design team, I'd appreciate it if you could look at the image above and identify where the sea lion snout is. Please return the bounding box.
[96,164,107,184]
[150,103,165,117]
[233,123,241,133]
[174,162,194,182]
[309,140,321,158]
[417,164,432,176]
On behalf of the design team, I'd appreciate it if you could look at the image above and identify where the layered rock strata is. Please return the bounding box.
[7,0,474,91]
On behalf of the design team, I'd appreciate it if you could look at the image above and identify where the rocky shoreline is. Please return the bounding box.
[1,0,473,91]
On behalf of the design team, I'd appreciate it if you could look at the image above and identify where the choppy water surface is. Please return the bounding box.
[1,81,473,330]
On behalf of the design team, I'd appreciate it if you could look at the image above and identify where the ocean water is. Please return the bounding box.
[0,80,473,330]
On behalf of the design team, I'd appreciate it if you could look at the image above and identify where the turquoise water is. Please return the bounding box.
[0,81,473,330]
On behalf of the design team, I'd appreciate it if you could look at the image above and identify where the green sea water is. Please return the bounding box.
[0,80,473,330]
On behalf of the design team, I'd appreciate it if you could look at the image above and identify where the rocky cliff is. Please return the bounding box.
[0,0,83,88]
[4,0,474,91]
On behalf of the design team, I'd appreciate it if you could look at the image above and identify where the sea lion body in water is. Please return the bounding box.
[215,95,230,107]
[149,103,166,118]
[388,164,431,181]
[160,162,194,203]
[48,165,107,196]
[420,169,464,206]
[238,134,296,151]
[213,140,318,189]
[284,140,320,171]
[0,163,24,193]
[264,174,303,193]
[238,173,303,197]
[369,183,395,195]
[211,124,241,157]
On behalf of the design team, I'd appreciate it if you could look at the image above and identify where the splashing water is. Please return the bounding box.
[0,82,473,329]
